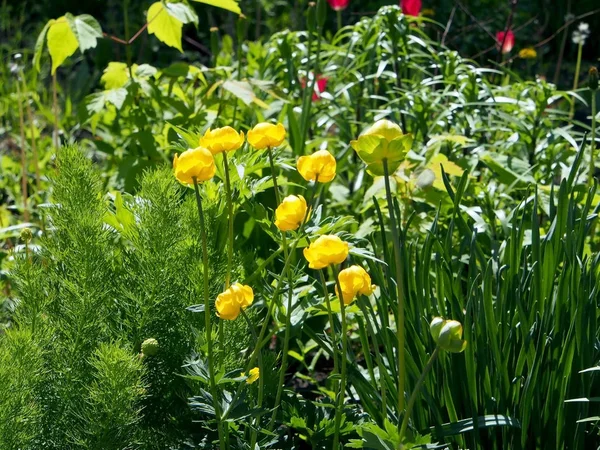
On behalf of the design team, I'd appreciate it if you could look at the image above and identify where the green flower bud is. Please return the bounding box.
[20,227,33,243]
[307,3,316,33]
[210,27,220,61]
[589,67,598,91]
[317,0,327,31]
[141,338,159,357]
[429,317,467,353]
[350,120,413,176]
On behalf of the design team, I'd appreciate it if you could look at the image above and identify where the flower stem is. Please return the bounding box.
[589,93,597,188]
[399,347,440,441]
[16,71,28,223]
[332,266,347,450]
[240,309,263,449]
[319,270,339,378]
[570,42,583,120]
[266,146,294,430]
[336,10,342,31]
[223,152,235,288]
[381,158,406,425]
[192,178,226,450]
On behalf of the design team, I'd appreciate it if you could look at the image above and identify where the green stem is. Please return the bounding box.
[336,9,342,31]
[570,43,583,120]
[240,309,263,449]
[590,93,597,188]
[399,347,440,441]
[319,270,339,378]
[332,265,347,450]
[223,152,235,288]
[193,179,226,450]
[267,147,295,431]
[381,158,406,424]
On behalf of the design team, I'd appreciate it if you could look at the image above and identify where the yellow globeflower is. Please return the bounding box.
[215,282,254,321]
[430,317,467,353]
[335,265,375,305]
[518,47,537,59]
[275,195,308,231]
[243,367,260,384]
[247,122,286,149]
[173,147,216,184]
[350,119,413,176]
[199,126,245,154]
[297,149,337,183]
[303,235,349,270]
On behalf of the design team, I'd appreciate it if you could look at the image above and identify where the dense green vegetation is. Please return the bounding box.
[1,0,599,449]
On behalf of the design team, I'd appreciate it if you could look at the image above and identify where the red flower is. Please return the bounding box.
[327,0,349,11]
[401,0,422,17]
[496,30,515,54]
[301,75,329,102]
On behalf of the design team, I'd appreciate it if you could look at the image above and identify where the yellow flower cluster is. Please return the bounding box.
[215,283,254,321]
[336,265,375,305]
[173,123,287,185]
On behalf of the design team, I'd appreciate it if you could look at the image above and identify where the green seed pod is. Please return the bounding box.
[589,67,598,91]
[20,227,33,243]
[141,338,159,357]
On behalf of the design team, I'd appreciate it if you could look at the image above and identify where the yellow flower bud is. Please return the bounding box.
[274,195,308,231]
[199,126,245,155]
[215,283,254,321]
[518,47,537,59]
[430,317,467,353]
[296,149,337,183]
[243,367,260,384]
[335,265,375,305]
[350,119,413,176]
[303,235,349,270]
[247,122,286,149]
[173,147,216,184]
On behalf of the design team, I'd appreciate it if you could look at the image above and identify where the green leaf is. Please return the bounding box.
[190,0,241,14]
[33,20,52,72]
[165,2,198,24]
[430,415,520,437]
[101,62,129,89]
[147,2,183,52]
[222,80,269,108]
[47,16,79,74]
[65,13,103,52]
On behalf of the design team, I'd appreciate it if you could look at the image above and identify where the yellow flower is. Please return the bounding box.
[247,122,286,149]
[430,317,467,353]
[297,149,337,183]
[242,367,260,384]
[199,126,245,154]
[173,147,216,184]
[303,235,349,270]
[335,265,375,305]
[215,283,254,321]
[275,195,308,231]
[350,119,413,176]
[518,47,537,59]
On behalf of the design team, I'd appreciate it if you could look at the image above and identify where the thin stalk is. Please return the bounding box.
[223,152,235,288]
[336,10,342,31]
[570,42,583,119]
[319,269,339,378]
[332,265,348,450]
[21,74,41,196]
[52,73,59,149]
[382,158,406,423]
[589,93,597,187]
[240,309,263,450]
[192,179,226,450]
[399,347,440,440]
[16,74,28,222]
[267,146,295,431]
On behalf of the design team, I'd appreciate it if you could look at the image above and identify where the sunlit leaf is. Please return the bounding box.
[65,13,103,52]
[147,2,183,52]
[101,62,130,89]
[47,17,78,74]
[190,0,241,14]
